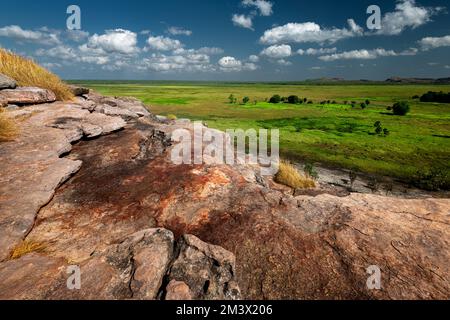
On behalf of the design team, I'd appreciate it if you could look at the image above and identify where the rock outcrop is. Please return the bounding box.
[68,85,89,97]
[0,228,240,300]
[0,87,56,105]
[0,87,449,300]
[0,74,16,90]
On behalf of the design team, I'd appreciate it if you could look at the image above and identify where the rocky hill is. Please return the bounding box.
[0,79,449,300]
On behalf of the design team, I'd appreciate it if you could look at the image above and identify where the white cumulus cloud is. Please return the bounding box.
[376,0,442,36]
[146,35,183,51]
[261,44,292,58]
[419,35,450,50]
[249,55,260,62]
[167,27,193,36]
[242,0,273,16]
[0,25,60,45]
[260,19,363,45]
[298,47,337,55]
[232,14,253,30]
[88,29,138,54]
[319,48,405,61]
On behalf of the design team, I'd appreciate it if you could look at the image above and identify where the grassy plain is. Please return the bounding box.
[72,81,450,187]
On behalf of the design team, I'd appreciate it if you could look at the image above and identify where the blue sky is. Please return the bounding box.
[0,0,449,80]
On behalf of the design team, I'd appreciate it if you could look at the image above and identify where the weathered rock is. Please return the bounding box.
[68,85,89,96]
[167,234,241,300]
[95,104,139,121]
[85,92,151,118]
[0,87,56,104]
[73,97,96,112]
[0,74,16,90]
[11,116,447,300]
[5,104,19,111]
[0,102,126,261]
[0,228,241,300]
[118,228,174,300]
[0,96,7,108]
[165,280,193,300]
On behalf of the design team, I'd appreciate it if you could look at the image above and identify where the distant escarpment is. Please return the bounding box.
[0,81,449,300]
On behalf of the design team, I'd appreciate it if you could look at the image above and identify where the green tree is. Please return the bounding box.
[243,96,250,104]
[269,95,282,104]
[228,94,235,104]
[287,95,300,104]
[392,101,410,116]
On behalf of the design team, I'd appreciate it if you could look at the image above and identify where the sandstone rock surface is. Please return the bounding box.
[0,101,126,261]
[0,228,240,300]
[0,90,448,301]
[0,74,16,90]
[68,85,89,97]
[0,96,7,108]
[0,87,56,104]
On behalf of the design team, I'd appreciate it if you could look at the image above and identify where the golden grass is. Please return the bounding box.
[0,49,73,101]
[0,108,18,141]
[10,240,46,260]
[275,160,316,189]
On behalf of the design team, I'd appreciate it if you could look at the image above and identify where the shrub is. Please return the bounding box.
[365,99,370,105]
[269,95,282,104]
[360,103,367,109]
[307,101,313,104]
[412,95,420,99]
[383,128,390,136]
[287,95,300,104]
[413,167,449,191]
[420,91,450,103]
[303,98,308,103]
[304,163,319,180]
[0,49,73,101]
[243,96,250,104]
[167,114,178,120]
[228,94,235,104]
[0,108,18,142]
[275,161,316,189]
[392,101,410,116]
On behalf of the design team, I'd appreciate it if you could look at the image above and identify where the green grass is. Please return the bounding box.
[72,81,450,187]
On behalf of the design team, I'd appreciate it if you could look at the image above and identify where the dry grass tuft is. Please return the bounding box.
[10,240,46,260]
[275,160,316,189]
[0,108,18,141]
[0,49,73,101]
